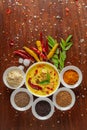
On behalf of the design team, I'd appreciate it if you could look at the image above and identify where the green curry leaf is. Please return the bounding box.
[39,80,50,85]
[65,42,73,50]
[38,72,50,85]
[66,35,72,43]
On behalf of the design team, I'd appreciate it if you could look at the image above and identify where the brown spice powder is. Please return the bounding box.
[63,70,79,85]
[56,91,72,107]
[14,92,30,107]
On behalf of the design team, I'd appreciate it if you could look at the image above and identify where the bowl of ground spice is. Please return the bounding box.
[53,87,75,111]
[3,66,25,89]
[10,88,33,111]
[60,65,83,89]
[32,97,54,120]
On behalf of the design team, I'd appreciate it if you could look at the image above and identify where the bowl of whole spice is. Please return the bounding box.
[53,87,75,111]
[60,65,83,89]
[32,97,54,120]
[10,88,33,111]
[3,66,25,89]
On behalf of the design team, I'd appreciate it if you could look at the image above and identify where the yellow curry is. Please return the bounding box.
[26,62,60,97]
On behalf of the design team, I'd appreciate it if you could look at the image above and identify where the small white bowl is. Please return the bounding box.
[53,87,76,111]
[32,97,54,120]
[10,88,33,111]
[60,65,83,89]
[3,66,25,89]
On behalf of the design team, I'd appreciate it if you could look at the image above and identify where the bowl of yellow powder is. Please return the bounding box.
[3,66,25,89]
[60,65,83,89]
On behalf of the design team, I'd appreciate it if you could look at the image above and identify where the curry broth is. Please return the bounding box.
[26,63,60,96]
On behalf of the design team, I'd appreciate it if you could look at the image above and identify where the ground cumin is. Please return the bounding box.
[63,69,79,85]
[14,92,30,107]
[56,91,72,107]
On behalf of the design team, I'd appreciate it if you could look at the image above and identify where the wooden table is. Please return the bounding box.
[0,0,87,130]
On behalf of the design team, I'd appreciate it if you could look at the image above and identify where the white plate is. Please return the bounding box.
[10,88,33,111]
[3,66,25,89]
[32,97,54,120]
[60,65,83,89]
[53,87,76,111]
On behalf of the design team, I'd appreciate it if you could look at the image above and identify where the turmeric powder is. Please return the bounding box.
[63,69,79,85]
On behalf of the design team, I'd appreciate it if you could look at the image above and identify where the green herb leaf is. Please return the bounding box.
[52,58,58,64]
[54,63,58,68]
[60,51,66,60]
[66,35,72,43]
[60,42,65,50]
[47,72,50,81]
[38,72,50,85]
[61,38,66,47]
[55,48,59,54]
[47,36,56,47]
[47,35,73,72]
[39,80,50,85]
[52,54,58,59]
[65,43,73,50]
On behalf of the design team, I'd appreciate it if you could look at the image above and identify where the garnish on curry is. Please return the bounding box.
[26,63,60,96]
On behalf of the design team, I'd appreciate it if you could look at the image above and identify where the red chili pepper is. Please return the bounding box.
[28,78,42,90]
[13,50,34,61]
[17,50,34,61]
[40,53,47,60]
[30,47,40,55]
[13,51,30,59]
[45,40,49,53]
[30,47,47,60]
[34,69,38,76]
[41,40,47,53]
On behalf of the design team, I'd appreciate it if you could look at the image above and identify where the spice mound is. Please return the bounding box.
[56,91,72,107]
[6,69,23,88]
[35,101,51,116]
[63,70,79,85]
[14,92,30,107]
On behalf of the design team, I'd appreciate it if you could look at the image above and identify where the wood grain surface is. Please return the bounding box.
[0,0,87,130]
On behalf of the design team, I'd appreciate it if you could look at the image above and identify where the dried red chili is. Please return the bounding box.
[30,47,47,60]
[13,50,34,61]
[45,40,49,53]
[28,78,42,90]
